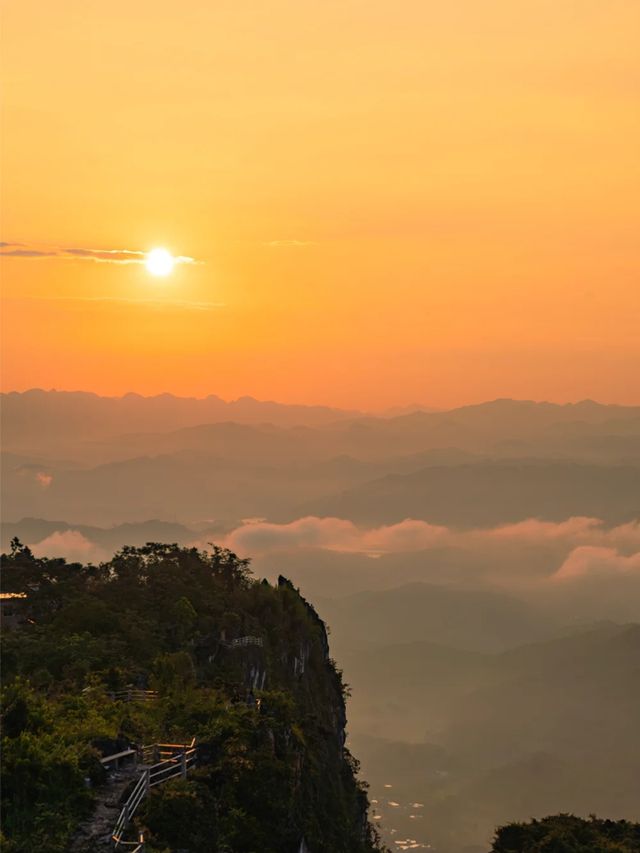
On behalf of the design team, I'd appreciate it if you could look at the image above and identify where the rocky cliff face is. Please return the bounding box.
[1,543,383,853]
[158,574,380,853]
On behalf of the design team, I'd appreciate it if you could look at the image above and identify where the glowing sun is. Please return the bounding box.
[145,248,175,277]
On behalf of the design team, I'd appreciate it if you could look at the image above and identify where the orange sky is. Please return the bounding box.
[2,0,639,409]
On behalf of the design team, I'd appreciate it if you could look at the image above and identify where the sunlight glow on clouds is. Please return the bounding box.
[0,243,199,267]
[221,515,640,557]
[552,546,640,581]
[223,516,449,555]
[30,530,107,564]
[27,517,640,585]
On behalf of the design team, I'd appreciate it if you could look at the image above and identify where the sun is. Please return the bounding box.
[145,247,175,277]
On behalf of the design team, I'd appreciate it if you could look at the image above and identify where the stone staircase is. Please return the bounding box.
[70,764,140,852]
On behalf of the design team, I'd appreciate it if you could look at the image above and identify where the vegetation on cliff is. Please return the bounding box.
[491,814,640,852]
[1,540,384,853]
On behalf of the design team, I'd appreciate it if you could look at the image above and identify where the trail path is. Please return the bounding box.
[70,764,139,852]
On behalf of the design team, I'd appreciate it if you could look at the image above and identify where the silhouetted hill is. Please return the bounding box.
[345,623,640,851]
[7,451,636,529]
[4,393,639,464]
[320,582,552,654]
[0,517,203,554]
[1,449,376,525]
[0,389,361,453]
[323,399,640,461]
[4,394,639,527]
[303,460,640,526]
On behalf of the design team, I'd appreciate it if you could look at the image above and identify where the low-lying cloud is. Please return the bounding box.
[26,516,640,587]
[222,515,640,558]
[224,516,449,555]
[30,530,107,564]
[553,546,640,581]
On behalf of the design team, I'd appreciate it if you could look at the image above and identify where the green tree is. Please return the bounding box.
[491,814,640,853]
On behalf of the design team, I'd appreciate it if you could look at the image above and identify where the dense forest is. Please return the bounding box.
[0,541,384,853]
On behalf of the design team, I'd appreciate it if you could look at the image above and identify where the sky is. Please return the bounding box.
[2,0,639,409]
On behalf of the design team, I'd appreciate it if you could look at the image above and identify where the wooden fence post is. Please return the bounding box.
[145,767,151,795]
[181,751,187,779]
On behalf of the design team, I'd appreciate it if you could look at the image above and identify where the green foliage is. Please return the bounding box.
[1,541,383,853]
[151,651,197,695]
[170,595,198,644]
[491,814,640,853]
[142,778,220,851]
[0,680,114,852]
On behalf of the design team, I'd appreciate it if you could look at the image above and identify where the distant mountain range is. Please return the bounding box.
[0,517,203,555]
[302,460,640,526]
[3,390,639,455]
[2,392,639,528]
[0,388,362,451]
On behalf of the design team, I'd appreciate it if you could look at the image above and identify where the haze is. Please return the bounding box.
[2,391,640,850]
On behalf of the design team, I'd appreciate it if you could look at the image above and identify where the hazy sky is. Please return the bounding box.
[2,0,639,408]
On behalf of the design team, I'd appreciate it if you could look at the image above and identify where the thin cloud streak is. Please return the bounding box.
[1,248,58,257]
[0,243,200,266]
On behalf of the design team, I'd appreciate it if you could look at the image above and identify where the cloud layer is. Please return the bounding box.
[26,516,640,587]
[224,516,450,555]
[553,546,640,581]
[222,515,640,559]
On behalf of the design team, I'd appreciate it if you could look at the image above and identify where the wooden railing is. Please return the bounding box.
[100,748,137,770]
[138,740,194,765]
[109,688,158,703]
[112,832,145,852]
[225,635,263,648]
[112,739,196,849]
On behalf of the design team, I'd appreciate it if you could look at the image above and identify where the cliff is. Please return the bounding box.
[0,541,385,853]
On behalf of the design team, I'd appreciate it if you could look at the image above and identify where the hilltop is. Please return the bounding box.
[0,541,384,853]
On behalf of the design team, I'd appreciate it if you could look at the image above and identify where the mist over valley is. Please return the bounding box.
[3,391,639,851]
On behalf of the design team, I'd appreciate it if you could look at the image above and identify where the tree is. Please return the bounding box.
[491,814,640,853]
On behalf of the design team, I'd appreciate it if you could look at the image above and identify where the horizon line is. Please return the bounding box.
[1,387,636,412]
